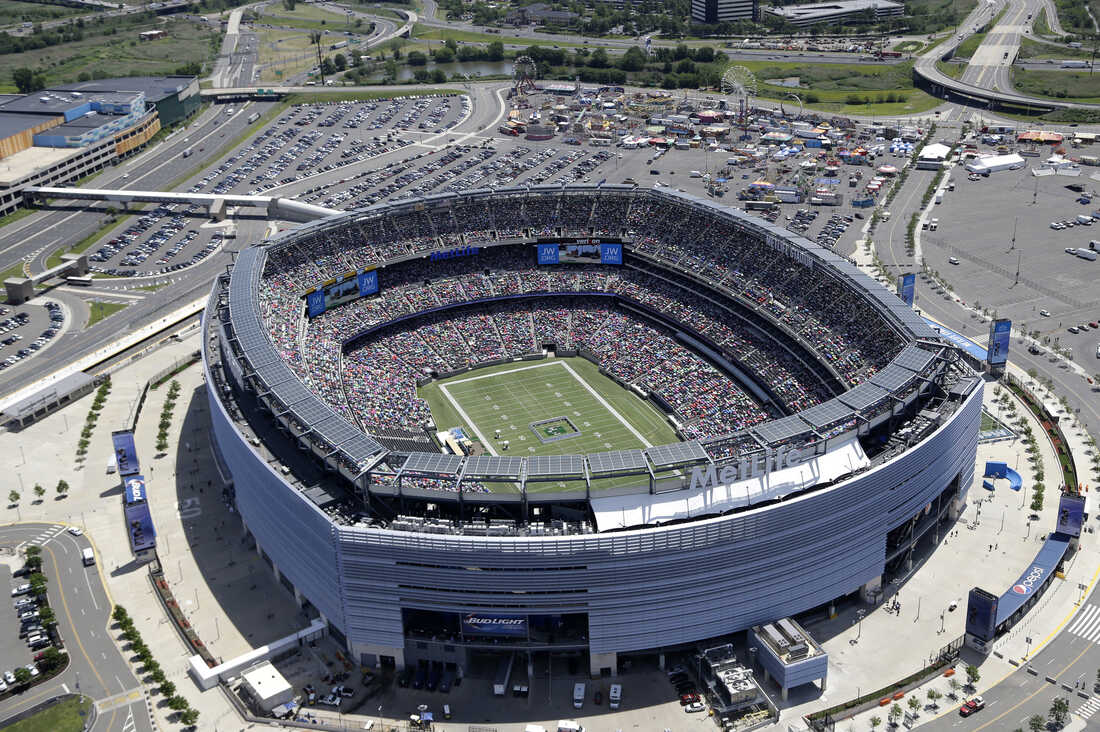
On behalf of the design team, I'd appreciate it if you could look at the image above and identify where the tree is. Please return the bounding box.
[907,695,921,714]
[1028,714,1045,732]
[167,695,189,711]
[588,47,610,68]
[56,480,68,497]
[8,490,18,505]
[38,607,55,626]
[180,708,199,726]
[1050,696,1069,726]
[406,50,427,66]
[39,647,63,672]
[486,40,504,61]
[926,689,942,708]
[158,680,176,697]
[28,572,47,596]
[888,703,902,725]
[320,57,335,76]
[12,666,32,686]
[870,716,882,730]
[965,664,980,689]
[33,484,44,501]
[431,69,447,83]
[13,68,45,94]
[618,46,647,72]
[333,53,347,70]
[282,0,295,9]
[113,605,129,623]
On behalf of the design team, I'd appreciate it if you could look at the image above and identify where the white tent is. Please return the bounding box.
[965,153,1025,174]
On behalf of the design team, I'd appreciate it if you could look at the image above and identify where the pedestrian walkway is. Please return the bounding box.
[17,525,65,551]
[1074,695,1100,721]
[1066,604,1100,645]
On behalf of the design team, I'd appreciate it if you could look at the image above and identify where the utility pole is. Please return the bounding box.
[1008,217,1016,252]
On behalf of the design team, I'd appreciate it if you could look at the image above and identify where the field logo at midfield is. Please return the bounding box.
[689,444,814,489]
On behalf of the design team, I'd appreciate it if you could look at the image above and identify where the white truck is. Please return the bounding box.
[609,683,622,709]
[572,682,585,709]
[1076,248,1098,261]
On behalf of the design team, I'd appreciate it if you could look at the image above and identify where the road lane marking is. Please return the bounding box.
[44,542,111,696]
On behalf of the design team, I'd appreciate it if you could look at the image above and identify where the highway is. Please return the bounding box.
[0,523,150,732]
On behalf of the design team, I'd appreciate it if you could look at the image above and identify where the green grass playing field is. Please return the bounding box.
[418,358,679,492]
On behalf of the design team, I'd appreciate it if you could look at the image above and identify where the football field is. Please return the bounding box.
[418,358,678,468]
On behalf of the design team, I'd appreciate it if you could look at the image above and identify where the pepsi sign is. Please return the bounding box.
[1012,566,1044,595]
[124,475,146,504]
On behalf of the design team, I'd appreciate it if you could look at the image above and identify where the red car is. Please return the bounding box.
[959,696,985,717]
[680,693,700,706]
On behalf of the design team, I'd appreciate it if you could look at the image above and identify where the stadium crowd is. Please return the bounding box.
[257,190,906,455]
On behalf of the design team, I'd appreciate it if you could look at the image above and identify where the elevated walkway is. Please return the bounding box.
[24,186,341,222]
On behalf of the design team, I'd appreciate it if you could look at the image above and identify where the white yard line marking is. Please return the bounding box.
[558,360,651,447]
[444,359,560,387]
[439,383,499,456]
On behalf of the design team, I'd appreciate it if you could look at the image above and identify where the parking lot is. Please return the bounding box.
[87,204,228,278]
[0,300,65,374]
[0,557,52,695]
[269,645,726,731]
[922,163,1100,365]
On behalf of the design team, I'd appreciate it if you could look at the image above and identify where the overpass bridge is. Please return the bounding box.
[24,187,342,222]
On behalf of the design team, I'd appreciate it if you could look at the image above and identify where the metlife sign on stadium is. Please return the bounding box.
[461,613,528,637]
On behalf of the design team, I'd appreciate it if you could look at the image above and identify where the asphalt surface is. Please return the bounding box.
[0,523,149,732]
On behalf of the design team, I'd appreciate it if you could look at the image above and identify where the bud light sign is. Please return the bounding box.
[461,613,527,637]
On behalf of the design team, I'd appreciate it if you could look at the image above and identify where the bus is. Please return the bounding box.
[744,200,777,212]
[66,275,94,286]
[247,111,261,124]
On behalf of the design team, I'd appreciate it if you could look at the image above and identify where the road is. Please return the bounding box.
[0,523,150,732]
[0,102,277,400]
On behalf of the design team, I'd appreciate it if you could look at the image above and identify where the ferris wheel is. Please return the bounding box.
[721,65,757,103]
[513,56,537,94]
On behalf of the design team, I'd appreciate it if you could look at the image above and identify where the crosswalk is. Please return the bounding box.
[1074,696,1100,721]
[16,525,65,551]
[1067,604,1100,645]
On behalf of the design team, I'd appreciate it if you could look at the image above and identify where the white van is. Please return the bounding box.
[572,682,585,709]
[82,547,95,566]
[929,218,939,231]
[557,722,583,732]
[609,683,622,709]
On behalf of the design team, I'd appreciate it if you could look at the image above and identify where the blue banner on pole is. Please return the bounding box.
[988,318,1011,366]
[899,273,916,306]
[965,588,999,642]
[357,270,379,297]
[600,242,623,264]
[306,290,326,318]
[537,243,559,265]
[124,502,156,553]
[112,431,140,477]
[1057,494,1086,537]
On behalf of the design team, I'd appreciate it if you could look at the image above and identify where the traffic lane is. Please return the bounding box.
[42,534,133,701]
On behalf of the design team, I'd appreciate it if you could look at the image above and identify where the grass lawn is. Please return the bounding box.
[735,61,940,115]
[936,59,966,78]
[904,0,978,33]
[86,300,127,327]
[1012,67,1100,102]
[1016,37,1094,60]
[1034,7,1052,36]
[0,259,28,281]
[258,3,361,32]
[0,0,89,23]
[412,23,589,49]
[257,28,322,82]
[0,18,220,92]
[4,695,93,732]
[955,31,987,59]
[419,357,678,492]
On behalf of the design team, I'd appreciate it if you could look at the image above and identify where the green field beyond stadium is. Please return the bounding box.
[418,358,678,490]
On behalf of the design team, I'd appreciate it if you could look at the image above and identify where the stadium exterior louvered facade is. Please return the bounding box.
[204,185,982,674]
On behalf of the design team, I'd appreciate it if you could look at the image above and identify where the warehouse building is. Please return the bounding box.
[0,76,196,216]
[763,0,904,27]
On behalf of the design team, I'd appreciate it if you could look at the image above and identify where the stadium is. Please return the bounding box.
[203,184,982,680]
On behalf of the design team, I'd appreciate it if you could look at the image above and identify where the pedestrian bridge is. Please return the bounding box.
[23,186,341,222]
